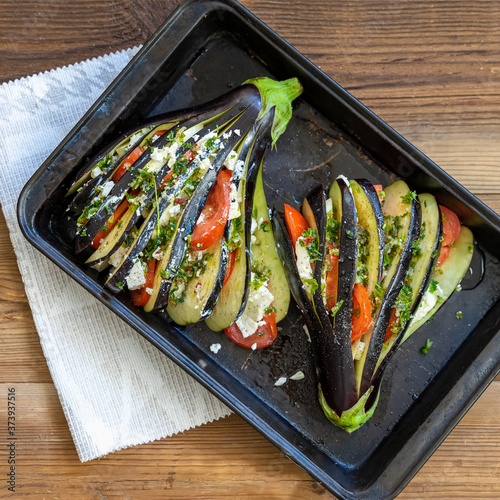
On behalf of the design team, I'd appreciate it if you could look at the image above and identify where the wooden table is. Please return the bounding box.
[1,1,499,498]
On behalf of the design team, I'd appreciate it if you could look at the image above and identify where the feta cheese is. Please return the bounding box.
[126,260,146,291]
[352,339,365,360]
[325,197,333,214]
[236,282,274,338]
[210,343,222,354]
[100,180,115,198]
[302,324,311,343]
[251,343,257,350]
[171,280,186,301]
[412,283,444,323]
[295,238,314,293]
[228,182,241,220]
[290,371,305,381]
[197,131,217,150]
[152,247,164,261]
[224,150,238,170]
[145,287,153,295]
[91,165,102,178]
[128,131,144,145]
[108,245,128,268]
[158,202,181,227]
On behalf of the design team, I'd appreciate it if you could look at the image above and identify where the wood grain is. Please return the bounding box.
[1,1,500,498]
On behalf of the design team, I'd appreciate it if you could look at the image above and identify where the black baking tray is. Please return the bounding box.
[16,0,500,498]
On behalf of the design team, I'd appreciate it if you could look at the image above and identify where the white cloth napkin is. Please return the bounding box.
[0,48,231,462]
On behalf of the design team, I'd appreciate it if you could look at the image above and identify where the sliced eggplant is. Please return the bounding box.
[166,232,228,325]
[373,192,442,371]
[147,106,262,312]
[103,106,259,291]
[403,225,474,340]
[246,152,290,324]
[358,180,421,395]
[349,179,385,296]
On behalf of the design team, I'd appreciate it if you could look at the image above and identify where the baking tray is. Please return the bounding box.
[16,0,500,498]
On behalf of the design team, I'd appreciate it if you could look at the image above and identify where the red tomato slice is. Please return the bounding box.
[437,246,451,267]
[112,146,145,183]
[373,184,384,201]
[224,311,277,349]
[325,252,339,313]
[130,259,156,307]
[351,284,372,342]
[437,205,461,266]
[223,249,238,287]
[440,206,461,246]
[90,198,130,249]
[384,308,398,342]
[190,169,232,251]
[284,203,309,248]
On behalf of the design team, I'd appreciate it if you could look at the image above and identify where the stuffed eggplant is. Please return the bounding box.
[273,177,474,432]
[66,77,301,348]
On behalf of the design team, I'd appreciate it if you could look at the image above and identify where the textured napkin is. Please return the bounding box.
[0,48,231,462]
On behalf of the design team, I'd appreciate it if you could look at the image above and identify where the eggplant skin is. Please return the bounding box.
[278,178,474,433]
[66,77,302,346]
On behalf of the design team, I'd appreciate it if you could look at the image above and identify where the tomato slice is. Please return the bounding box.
[440,206,461,246]
[223,249,238,287]
[384,308,398,342]
[90,198,130,249]
[284,203,309,248]
[224,311,277,349]
[373,184,384,201]
[112,146,144,183]
[190,169,232,251]
[130,259,156,307]
[325,252,339,312]
[351,284,372,342]
[437,205,461,265]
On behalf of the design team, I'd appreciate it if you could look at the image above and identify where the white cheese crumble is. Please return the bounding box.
[152,247,164,261]
[274,376,287,387]
[108,245,128,268]
[228,182,241,220]
[224,150,238,170]
[158,202,181,227]
[251,343,257,350]
[236,278,274,338]
[412,283,444,323]
[210,343,222,354]
[290,371,305,381]
[352,339,365,360]
[100,180,115,198]
[295,237,314,294]
[91,165,102,178]
[325,197,333,214]
[128,131,144,146]
[126,260,146,291]
[302,324,311,343]
[196,131,217,151]
[171,280,186,301]
[145,287,153,295]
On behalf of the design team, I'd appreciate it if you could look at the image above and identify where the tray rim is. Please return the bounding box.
[16,0,500,498]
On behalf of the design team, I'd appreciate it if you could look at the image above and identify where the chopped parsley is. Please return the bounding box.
[428,279,439,294]
[421,338,433,355]
[401,190,418,204]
